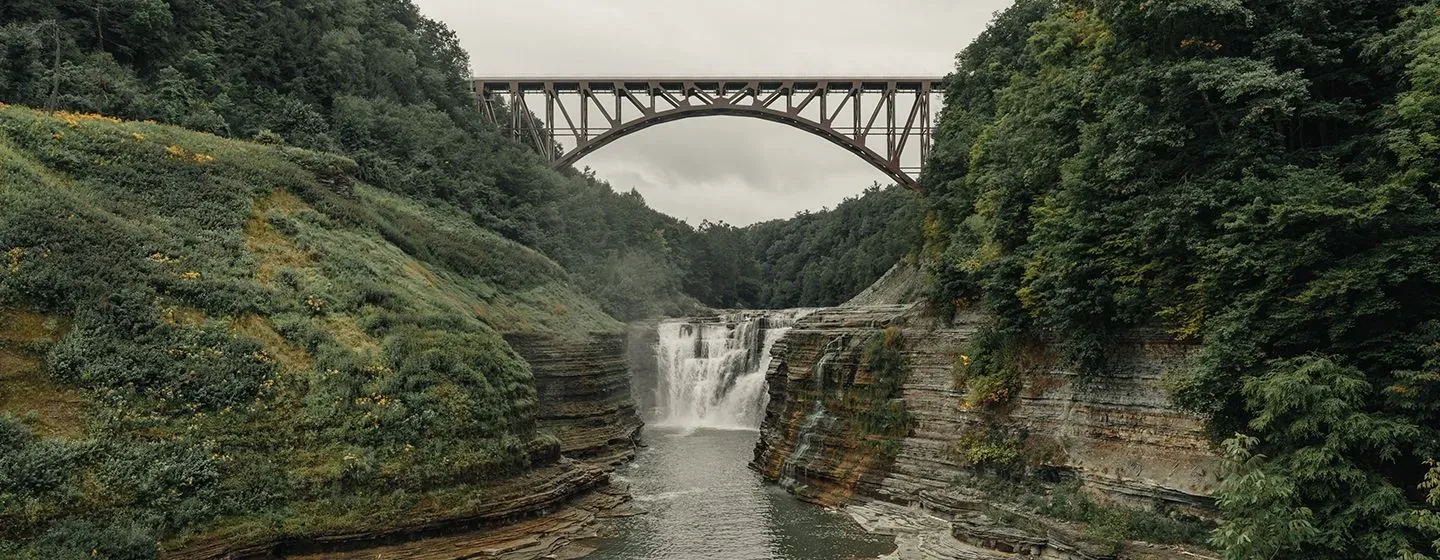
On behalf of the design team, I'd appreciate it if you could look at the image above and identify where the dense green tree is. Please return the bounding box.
[923,1,1440,557]
[680,184,922,310]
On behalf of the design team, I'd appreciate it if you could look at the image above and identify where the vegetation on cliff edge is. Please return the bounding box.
[922,1,1440,558]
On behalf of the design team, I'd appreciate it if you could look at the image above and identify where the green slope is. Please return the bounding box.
[0,104,618,557]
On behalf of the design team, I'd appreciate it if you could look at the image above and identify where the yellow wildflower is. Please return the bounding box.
[166,145,188,159]
[133,132,145,142]
[6,247,21,272]
[181,271,201,281]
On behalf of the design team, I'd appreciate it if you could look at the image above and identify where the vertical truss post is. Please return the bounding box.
[886,82,897,164]
[853,89,862,142]
[823,81,835,121]
[580,85,589,144]
[920,83,932,170]
[512,80,524,139]
[544,84,556,162]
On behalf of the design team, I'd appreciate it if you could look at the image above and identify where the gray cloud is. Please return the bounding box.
[413,0,1014,225]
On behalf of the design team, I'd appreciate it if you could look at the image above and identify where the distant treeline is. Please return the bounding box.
[683,184,921,309]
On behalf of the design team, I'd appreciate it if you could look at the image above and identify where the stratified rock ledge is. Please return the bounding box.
[167,460,627,560]
[752,291,1221,559]
[507,332,644,466]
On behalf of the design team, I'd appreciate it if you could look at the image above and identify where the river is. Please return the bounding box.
[585,427,894,560]
[584,311,893,559]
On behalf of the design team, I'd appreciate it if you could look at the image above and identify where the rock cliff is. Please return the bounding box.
[751,267,1219,559]
[505,332,644,466]
[166,459,619,560]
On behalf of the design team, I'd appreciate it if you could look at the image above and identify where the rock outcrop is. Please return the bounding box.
[505,332,644,466]
[751,266,1219,559]
[168,331,645,559]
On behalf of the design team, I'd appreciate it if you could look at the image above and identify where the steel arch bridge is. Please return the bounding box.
[472,77,944,190]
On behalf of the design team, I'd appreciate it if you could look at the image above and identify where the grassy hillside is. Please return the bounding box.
[0,1,704,321]
[0,104,619,558]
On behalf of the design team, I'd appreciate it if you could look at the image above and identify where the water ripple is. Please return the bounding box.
[586,427,895,560]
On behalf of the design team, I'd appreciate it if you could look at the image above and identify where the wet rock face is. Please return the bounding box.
[751,304,923,506]
[752,304,1221,555]
[505,332,643,466]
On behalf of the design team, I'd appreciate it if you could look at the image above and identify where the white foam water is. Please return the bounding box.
[651,309,811,430]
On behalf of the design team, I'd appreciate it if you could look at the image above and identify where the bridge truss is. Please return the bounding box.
[472,77,944,190]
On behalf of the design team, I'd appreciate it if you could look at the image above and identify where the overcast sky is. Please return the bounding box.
[413,0,1014,226]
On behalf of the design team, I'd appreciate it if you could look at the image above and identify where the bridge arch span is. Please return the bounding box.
[474,78,943,190]
[555,104,912,188]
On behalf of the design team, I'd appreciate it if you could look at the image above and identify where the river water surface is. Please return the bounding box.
[586,426,895,560]
[585,312,890,558]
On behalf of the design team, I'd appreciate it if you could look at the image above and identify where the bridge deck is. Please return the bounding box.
[474,77,944,93]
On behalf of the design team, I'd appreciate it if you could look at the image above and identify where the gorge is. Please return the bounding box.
[3,0,1439,558]
[578,263,1219,559]
[588,310,895,559]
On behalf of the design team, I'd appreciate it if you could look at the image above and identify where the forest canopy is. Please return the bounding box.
[920,1,1440,558]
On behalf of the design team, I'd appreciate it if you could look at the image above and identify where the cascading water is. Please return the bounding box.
[651,310,810,430]
[593,312,896,559]
[778,334,846,488]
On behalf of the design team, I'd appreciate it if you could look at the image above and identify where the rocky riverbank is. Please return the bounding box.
[165,460,624,560]
[159,331,645,560]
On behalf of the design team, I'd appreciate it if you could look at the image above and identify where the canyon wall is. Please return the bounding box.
[506,332,644,466]
[751,271,1219,559]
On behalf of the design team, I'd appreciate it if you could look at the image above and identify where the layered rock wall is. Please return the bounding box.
[168,460,616,560]
[751,302,1219,559]
[505,332,643,466]
[172,331,646,559]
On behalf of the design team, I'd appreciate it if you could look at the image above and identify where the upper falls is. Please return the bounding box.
[649,310,811,430]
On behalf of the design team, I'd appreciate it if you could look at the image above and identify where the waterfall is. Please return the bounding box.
[651,310,810,430]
